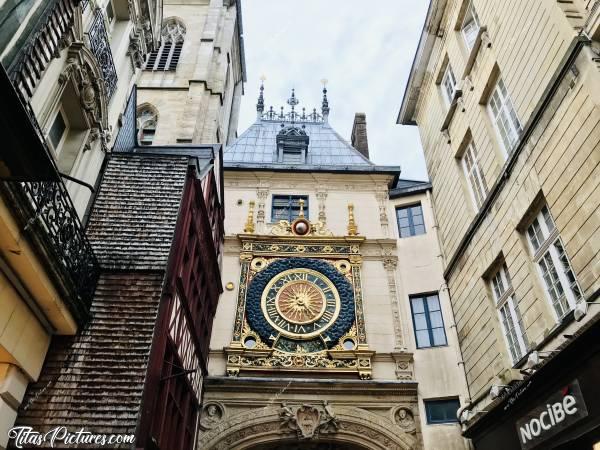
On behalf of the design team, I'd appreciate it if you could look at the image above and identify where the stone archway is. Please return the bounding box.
[248,441,368,450]
[198,405,418,450]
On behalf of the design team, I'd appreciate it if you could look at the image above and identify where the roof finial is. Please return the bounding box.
[243,201,255,233]
[287,88,299,124]
[256,75,266,119]
[298,198,305,218]
[321,78,329,122]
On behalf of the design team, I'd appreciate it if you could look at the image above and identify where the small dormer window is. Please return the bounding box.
[282,150,302,163]
[276,125,309,164]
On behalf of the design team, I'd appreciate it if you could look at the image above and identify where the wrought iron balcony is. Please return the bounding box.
[86,8,118,100]
[5,179,100,323]
[1,64,99,326]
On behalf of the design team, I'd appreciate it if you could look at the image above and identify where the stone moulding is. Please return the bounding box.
[198,404,418,450]
[224,347,375,380]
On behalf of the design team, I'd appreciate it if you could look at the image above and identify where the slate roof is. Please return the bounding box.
[224,118,401,178]
[389,178,431,198]
[13,272,164,448]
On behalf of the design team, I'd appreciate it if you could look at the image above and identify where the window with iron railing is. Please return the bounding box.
[87,8,118,99]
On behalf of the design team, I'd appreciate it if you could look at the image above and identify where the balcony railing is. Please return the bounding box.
[1,64,99,325]
[10,180,100,317]
[87,8,118,100]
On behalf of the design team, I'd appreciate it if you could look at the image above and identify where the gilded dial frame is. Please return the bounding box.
[260,268,341,339]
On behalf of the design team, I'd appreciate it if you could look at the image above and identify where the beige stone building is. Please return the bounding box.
[197,84,470,449]
[0,0,161,446]
[399,0,600,448]
[137,0,245,146]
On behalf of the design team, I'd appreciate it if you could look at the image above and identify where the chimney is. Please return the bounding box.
[351,113,369,159]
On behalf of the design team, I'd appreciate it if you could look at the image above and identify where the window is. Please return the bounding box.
[105,0,114,23]
[48,109,68,154]
[137,105,158,145]
[145,18,185,71]
[424,399,460,424]
[410,294,447,348]
[461,1,481,50]
[396,204,425,238]
[442,64,457,106]
[488,77,522,154]
[277,125,309,164]
[526,205,582,320]
[271,195,308,222]
[490,263,528,363]
[462,140,488,209]
[282,150,302,163]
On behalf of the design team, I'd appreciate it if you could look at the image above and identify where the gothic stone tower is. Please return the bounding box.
[198,85,468,449]
[136,0,245,146]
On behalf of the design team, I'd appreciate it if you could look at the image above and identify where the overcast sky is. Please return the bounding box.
[236,0,430,180]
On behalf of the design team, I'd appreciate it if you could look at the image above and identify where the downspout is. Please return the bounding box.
[426,189,472,405]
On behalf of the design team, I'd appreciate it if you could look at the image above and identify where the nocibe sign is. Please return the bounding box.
[515,379,588,450]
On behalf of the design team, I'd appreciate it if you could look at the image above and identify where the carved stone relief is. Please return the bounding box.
[393,406,417,435]
[58,43,111,151]
[383,257,404,350]
[316,190,327,223]
[256,185,270,233]
[279,403,338,439]
[376,189,390,237]
[200,402,225,430]
[199,404,419,450]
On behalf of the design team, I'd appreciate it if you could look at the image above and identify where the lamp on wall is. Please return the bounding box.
[574,301,600,322]
[489,385,511,400]
[524,350,557,370]
[457,405,472,424]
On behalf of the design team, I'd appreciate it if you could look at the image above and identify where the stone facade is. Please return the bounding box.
[399,0,600,436]
[137,0,245,146]
[203,86,470,449]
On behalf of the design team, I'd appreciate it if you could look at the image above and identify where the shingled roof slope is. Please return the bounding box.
[13,272,163,448]
[87,154,189,270]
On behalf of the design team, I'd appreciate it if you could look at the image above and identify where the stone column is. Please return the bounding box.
[256,184,269,233]
[316,190,327,223]
[376,189,390,237]
[383,256,405,350]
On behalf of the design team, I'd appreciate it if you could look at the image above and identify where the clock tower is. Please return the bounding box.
[199,85,470,450]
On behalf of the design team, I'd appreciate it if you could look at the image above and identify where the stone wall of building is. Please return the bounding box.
[400,0,600,417]
[208,171,470,449]
[137,0,244,146]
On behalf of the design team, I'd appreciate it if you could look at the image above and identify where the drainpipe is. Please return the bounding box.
[426,190,473,405]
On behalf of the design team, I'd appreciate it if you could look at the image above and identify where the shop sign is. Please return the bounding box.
[515,379,588,450]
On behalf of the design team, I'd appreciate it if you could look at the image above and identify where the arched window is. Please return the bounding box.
[144,18,186,71]
[137,104,158,145]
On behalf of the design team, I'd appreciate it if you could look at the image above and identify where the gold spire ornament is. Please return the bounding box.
[244,201,256,233]
[347,203,359,236]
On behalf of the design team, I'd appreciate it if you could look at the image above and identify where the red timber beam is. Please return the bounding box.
[136,162,224,450]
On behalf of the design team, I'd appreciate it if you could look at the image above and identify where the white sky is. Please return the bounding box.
[236,0,430,181]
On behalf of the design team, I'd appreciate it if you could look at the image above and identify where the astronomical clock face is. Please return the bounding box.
[261,269,340,339]
[246,257,355,354]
